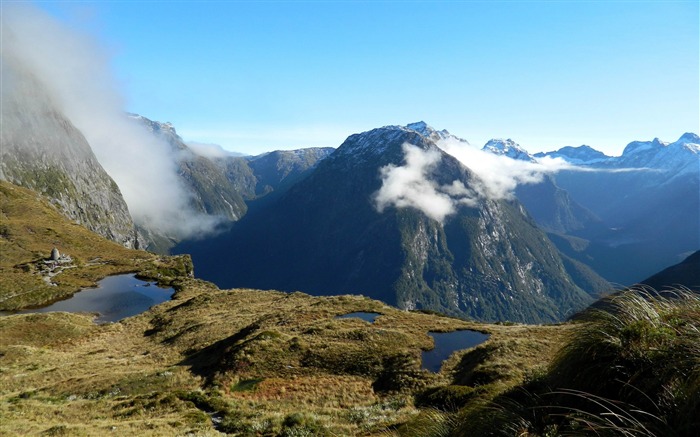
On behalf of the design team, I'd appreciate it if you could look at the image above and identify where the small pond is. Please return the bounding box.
[335,312,381,323]
[2,274,174,324]
[422,330,490,372]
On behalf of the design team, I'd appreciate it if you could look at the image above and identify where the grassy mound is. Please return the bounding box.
[0,181,191,310]
[449,287,700,437]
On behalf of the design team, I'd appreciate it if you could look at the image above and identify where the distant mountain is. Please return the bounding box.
[546,133,699,284]
[132,114,333,204]
[640,250,700,292]
[130,114,334,252]
[0,64,138,248]
[244,148,336,198]
[483,138,535,161]
[534,145,609,165]
[514,176,604,235]
[477,138,603,235]
[177,123,604,324]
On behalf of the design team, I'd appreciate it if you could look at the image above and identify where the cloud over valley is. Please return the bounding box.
[373,136,580,222]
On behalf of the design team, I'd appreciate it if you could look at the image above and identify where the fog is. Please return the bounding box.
[1,4,219,238]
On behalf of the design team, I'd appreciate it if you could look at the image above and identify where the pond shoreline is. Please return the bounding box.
[0,274,175,323]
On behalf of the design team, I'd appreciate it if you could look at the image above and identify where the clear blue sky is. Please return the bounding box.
[33,1,700,156]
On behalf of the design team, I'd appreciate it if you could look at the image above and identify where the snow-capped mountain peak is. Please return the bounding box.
[405,121,462,144]
[533,145,609,165]
[482,138,534,161]
[677,132,700,145]
[621,137,668,156]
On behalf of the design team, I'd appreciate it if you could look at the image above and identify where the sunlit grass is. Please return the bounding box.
[452,287,700,437]
[1,179,582,435]
[0,181,190,310]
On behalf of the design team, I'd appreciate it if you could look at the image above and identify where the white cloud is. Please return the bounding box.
[373,138,583,222]
[1,4,219,239]
[186,141,245,159]
[374,143,477,223]
[436,137,577,200]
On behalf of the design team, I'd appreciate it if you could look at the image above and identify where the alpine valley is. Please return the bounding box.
[2,60,700,437]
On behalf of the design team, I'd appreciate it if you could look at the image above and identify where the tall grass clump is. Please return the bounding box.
[549,287,700,432]
[455,287,700,436]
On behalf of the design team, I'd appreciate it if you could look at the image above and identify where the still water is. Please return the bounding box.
[335,312,382,323]
[422,330,490,372]
[3,274,174,323]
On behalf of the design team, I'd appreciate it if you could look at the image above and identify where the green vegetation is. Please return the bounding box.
[1,180,695,435]
[0,181,190,310]
[424,288,700,437]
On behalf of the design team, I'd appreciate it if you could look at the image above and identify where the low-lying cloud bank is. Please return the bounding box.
[374,136,647,223]
[1,4,219,238]
[437,137,575,200]
[187,142,246,159]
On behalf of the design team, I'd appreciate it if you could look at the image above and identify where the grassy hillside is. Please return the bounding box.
[0,181,191,310]
[4,179,694,436]
[0,278,573,436]
[0,180,572,435]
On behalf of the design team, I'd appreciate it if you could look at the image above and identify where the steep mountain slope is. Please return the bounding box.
[129,115,333,252]
[177,124,600,323]
[0,63,138,248]
[132,114,248,223]
[641,250,700,291]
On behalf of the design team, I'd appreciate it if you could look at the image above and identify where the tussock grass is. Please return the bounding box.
[453,287,700,437]
[1,180,581,435]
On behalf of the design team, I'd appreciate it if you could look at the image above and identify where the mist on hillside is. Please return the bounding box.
[0,3,220,239]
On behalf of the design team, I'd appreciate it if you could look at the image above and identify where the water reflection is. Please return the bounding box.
[422,330,489,372]
[3,274,174,323]
[335,312,381,323]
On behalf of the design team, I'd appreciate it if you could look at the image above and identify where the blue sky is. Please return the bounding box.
[32,1,700,156]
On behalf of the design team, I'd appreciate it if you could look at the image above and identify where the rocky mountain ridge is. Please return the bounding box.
[176,123,606,323]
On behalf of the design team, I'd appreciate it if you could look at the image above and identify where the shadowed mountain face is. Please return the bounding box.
[514,175,604,235]
[641,250,700,292]
[0,63,138,248]
[176,125,603,324]
[129,114,334,253]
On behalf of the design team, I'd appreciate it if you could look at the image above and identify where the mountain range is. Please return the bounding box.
[536,133,699,284]
[2,76,696,322]
[176,123,609,323]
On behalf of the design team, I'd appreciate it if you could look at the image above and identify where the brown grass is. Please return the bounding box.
[0,181,191,310]
[0,180,573,435]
